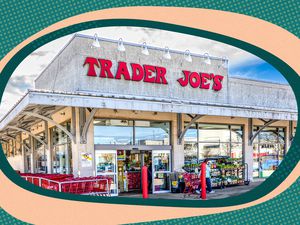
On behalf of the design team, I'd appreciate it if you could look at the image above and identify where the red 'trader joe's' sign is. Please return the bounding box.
[84,57,224,91]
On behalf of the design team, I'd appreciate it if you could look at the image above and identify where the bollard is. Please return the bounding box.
[201,162,206,200]
[142,166,148,199]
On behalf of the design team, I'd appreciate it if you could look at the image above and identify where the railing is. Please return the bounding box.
[22,176,111,196]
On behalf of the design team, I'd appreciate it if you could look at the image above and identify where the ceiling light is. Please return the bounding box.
[91,33,100,48]
[204,53,211,65]
[184,50,192,62]
[163,46,171,60]
[117,38,126,52]
[141,42,149,55]
[222,56,228,68]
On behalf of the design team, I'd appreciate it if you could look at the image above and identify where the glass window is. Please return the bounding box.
[184,123,243,161]
[52,121,71,145]
[34,132,47,173]
[135,121,170,145]
[153,152,170,172]
[199,142,230,158]
[198,124,230,142]
[95,151,117,195]
[183,124,197,142]
[94,119,134,145]
[184,143,198,163]
[231,143,243,159]
[252,126,285,178]
[231,125,243,143]
[52,143,72,174]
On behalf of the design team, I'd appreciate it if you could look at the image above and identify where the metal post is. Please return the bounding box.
[142,165,148,198]
[201,161,206,200]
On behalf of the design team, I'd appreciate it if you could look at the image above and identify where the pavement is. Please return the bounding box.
[119,179,265,200]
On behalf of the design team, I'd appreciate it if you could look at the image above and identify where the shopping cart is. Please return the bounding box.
[21,173,112,196]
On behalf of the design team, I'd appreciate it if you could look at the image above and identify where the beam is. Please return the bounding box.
[6,126,47,147]
[249,120,278,144]
[1,135,31,152]
[178,114,204,144]
[81,108,97,143]
[22,111,75,143]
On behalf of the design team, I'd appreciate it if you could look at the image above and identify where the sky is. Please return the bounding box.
[0,26,289,119]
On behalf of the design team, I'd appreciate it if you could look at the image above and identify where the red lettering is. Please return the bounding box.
[115,62,130,80]
[84,57,99,77]
[155,66,168,84]
[200,73,211,89]
[98,59,114,78]
[177,70,190,87]
[212,75,224,91]
[189,72,201,88]
[131,63,144,81]
[143,65,156,83]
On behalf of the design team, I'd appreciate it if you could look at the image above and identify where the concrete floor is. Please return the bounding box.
[119,179,264,200]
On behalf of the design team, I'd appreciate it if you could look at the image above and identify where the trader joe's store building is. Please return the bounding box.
[0,34,297,195]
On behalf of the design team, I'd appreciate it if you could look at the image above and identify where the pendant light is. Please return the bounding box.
[141,42,149,55]
[222,56,228,68]
[91,33,100,48]
[204,53,211,65]
[163,46,171,60]
[184,50,192,62]
[117,38,126,52]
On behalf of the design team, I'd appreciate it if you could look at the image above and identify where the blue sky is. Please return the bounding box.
[229,59,288,84]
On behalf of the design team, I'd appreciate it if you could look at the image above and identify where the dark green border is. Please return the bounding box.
[0,19,299,208]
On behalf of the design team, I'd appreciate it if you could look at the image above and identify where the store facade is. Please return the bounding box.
[0,34,297,195]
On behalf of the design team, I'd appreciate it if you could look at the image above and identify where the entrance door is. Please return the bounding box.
[152,150,171,193]
[95,150,118,195]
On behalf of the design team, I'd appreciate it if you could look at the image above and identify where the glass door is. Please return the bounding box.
[152,150,171,193]
[95,150,118,195]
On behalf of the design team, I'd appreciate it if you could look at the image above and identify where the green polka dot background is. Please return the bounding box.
[0,1,299,225]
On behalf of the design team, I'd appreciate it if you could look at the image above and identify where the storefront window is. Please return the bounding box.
[52,143,72,174]
[135,121,170,145]
[52,121,71,145]
[184,123,243,162]
[94,119,171,146]
[198,142,230,158]
[198,124,230,142]
[94,119,133,145]
[183,125,197,163]
[51,121,72,174]
[253,127,285,178]
[34,132,47,173]
[23,138,31,173]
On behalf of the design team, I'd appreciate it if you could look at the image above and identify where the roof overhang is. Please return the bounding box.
[0,89,298,132]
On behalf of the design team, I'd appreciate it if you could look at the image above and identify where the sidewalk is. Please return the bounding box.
[119,180,264,200]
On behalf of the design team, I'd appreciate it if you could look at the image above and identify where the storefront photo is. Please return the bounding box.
[0,27,297,199]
